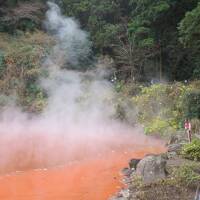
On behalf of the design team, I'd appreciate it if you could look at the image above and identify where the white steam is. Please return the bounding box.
[0,2,162,174]
[41,1,117,130]
[45,1,91,66]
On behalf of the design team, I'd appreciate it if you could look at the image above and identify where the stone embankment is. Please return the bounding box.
[111,133,200,200]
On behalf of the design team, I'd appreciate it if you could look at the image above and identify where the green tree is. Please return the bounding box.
[128,0,199,81]
[179,3,200,79]
[179,2,200,49]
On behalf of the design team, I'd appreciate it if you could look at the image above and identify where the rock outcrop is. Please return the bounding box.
[136,155,167,183]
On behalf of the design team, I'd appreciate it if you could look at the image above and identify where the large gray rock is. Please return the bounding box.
[136,155,167,184]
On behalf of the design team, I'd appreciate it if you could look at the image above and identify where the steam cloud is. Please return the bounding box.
[45,1,91,67]
[0,2,160,174]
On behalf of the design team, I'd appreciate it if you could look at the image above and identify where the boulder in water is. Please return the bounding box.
[136,155,167,184]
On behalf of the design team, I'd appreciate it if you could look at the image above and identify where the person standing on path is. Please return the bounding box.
[184,119,192,143]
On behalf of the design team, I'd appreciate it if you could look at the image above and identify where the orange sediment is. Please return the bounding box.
[0,144,165,200]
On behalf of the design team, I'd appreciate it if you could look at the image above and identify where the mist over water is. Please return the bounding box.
[0,2,162,174]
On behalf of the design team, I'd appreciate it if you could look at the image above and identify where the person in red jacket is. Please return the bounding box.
[184,119,192,143]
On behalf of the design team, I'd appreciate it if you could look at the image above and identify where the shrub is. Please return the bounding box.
[172,163,200,187]
[0,2,45,33]
[133,83,189,135]
[144,117,170,135]
[0,32,54,112]
[182,139,200,161]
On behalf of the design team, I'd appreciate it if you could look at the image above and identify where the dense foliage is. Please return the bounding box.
[124,82,200,136]
[132,83,184,135]
[59,0,199,82]
[182,139,200,161]
[0,31,54,111]
[172,163,200,186]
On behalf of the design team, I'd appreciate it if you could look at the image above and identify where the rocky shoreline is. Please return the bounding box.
[111,133,200,200]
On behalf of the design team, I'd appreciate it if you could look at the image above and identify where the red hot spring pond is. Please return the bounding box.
[0,130,165,200]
